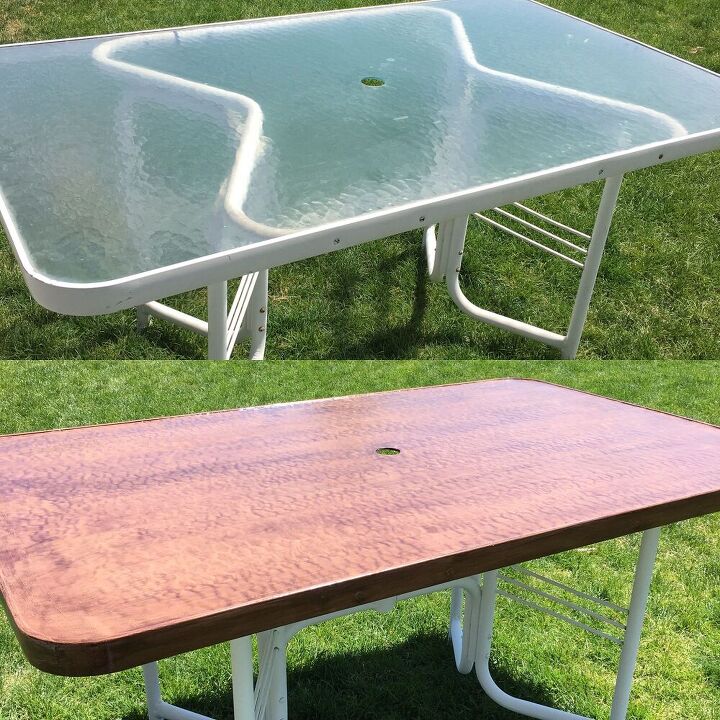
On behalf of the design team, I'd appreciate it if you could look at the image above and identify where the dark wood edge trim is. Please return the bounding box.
[14,487,720,677]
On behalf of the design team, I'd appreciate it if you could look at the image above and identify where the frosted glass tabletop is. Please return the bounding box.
[2,0,720,297]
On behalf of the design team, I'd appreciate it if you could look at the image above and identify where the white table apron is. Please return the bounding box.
[141,527,659,720]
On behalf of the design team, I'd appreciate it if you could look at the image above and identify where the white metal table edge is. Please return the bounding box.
[4,127,720,319]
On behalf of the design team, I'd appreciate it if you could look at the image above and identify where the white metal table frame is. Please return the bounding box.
[136,173,621,360]
[141,528,660,720]
[2,2,720,359]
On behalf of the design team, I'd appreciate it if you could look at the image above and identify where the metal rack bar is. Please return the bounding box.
[491,207,588,254]
[513,566,628,614]
[512,202,592,240]
[497,589,624,645]
[473,212,585,268]
[499,574,626,631]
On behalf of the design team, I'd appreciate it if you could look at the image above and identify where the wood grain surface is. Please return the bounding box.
[1,379,719,676]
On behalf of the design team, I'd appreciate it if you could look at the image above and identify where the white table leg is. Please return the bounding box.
[266,634,288,720]
[135,270,268,360]
[255,629,289,720]
[143,663,164,720]
[438,175,624,358]
[561,175,624,359]
[207,281,229,360]
[609,527,660,720]
[247,268,268,361]
[475,528,660,720]
[231,636,256,720]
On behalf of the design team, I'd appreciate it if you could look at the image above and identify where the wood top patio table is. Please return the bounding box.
[1,378,719,719]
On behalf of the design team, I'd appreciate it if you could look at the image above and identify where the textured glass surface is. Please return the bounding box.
[1,0,720,283]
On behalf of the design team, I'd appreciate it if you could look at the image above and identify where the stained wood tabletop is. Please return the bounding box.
[1,379,719,676]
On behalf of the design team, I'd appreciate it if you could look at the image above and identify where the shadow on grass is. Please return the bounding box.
[325,237,558,360]
[121,633,560,720]
[325,239,433,359]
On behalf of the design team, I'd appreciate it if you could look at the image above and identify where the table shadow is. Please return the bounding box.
[322,235,557,360]
[120,632,565,720]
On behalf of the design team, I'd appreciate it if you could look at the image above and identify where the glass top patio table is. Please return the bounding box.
[1,0,720,314]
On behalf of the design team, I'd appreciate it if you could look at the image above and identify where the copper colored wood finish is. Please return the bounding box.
[1,379,720,676]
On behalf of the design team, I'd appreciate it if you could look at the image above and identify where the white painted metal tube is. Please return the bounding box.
[142,663,163,720]
[266,636,288,720]
[142,662,214,720]
[442,215,567,348]
[476,572,590,720]
[226,273,257,354]
[499,574,626,630]
[446,273,567,349]
[231,636,256,720]
[448,580,482,673]
[490,207,588,254]
[248,268,268,361]
[496,589,623,645]
[513,566,628,614]
[254,631,279,719]
[424,225,448,282]
[207,281,229,360]
[562,174,624,359]
[142,301,209,336]
[152,703,214,720]
[512,203,591,240]
[474,212,585,268]
[609,528,661,720]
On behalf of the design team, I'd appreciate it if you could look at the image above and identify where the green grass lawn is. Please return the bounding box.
[0,360,718,719]
[1,0,719,359]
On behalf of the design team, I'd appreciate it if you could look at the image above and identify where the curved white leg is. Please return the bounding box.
[424,225,449,282]
[441,215,568,350]
[475,528,660,720]
[446,267,568,350]
[439,175,623,357]
[449,581,482,673]
[475,571,589,720]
